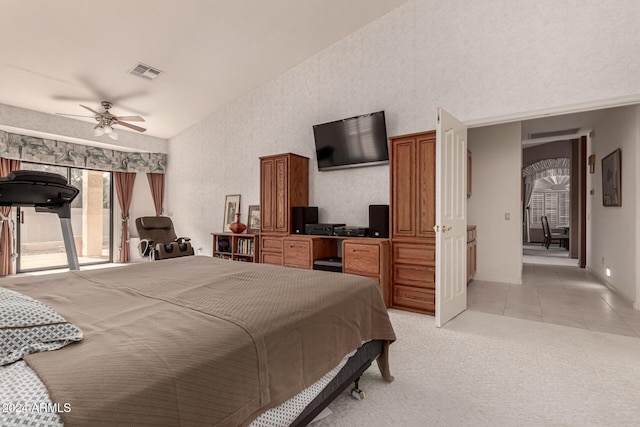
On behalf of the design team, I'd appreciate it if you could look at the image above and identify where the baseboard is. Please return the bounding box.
[586,266,637,309]
[472,273,521,285]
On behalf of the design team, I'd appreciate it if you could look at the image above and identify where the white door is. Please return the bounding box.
[435,108,468,327]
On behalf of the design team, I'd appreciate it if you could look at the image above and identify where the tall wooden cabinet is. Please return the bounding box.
[390,131,437,315]
[259,153,309,265]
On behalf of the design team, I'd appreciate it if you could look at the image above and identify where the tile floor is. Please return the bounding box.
[468,254,640,338]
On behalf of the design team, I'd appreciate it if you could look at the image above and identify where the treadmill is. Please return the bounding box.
[0,170,80,270]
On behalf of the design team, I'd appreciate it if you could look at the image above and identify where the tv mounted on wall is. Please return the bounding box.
[312,111,388,171]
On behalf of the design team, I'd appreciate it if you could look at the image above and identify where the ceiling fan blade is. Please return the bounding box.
[115,120,146,133]
[80,104,101,115]
[114,115,145,122]
[56,113,95,118]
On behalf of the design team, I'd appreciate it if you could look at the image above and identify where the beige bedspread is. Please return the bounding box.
[3,257,395,426]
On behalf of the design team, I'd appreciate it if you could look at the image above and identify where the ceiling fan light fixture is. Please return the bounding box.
[59,102,146,138]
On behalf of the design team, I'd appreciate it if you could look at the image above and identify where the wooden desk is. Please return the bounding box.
[279,235,391,308]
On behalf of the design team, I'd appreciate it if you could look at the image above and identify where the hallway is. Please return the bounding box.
[468,263,640,337]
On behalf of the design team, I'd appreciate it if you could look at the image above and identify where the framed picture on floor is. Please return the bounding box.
[601,148,621,207]
[223,194,241,231]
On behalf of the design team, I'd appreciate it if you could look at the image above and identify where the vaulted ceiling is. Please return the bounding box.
[1,0,408,139]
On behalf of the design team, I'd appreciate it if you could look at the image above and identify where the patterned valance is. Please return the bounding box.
[523,158,570,184]
[0,130,166,173]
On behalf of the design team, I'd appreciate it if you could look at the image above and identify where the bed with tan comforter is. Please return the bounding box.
[2,256,395,426]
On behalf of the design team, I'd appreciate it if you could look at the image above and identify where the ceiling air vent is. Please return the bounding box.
[128,62,163,81]
[529,128,580,139]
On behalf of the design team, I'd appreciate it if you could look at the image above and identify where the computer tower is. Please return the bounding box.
[291,206,319,234]
[368,204,389,238]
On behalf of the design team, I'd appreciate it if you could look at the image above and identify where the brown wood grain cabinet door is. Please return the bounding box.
[261,236,283,254]
[343,242,380,276]
[393,242,435,266]
[393,285,435,313]
[416,134,436,238]
[283,239,312,269]
[392,139,415,238]
[262,252,283,266]
[274,157,288,233]
[260,159,275,232]
[289,155,309,209]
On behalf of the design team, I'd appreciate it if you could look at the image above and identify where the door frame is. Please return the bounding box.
[15,165,114,273]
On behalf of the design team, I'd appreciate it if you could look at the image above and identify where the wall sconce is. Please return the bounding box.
[588,154,595,174]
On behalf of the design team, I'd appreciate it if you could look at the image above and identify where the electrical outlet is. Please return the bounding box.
[504,212,510,220]
[197,247,203,254]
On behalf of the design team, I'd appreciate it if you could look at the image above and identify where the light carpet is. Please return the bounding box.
[315,309,640,426]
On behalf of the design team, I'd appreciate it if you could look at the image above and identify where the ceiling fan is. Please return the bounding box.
[57,101,146,140]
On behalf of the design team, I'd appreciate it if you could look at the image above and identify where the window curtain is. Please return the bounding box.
[146,173,164,216]
[114,172,137,263]
[0,158,21,275]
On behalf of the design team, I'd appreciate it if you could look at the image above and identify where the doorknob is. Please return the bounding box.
[433,225,440,232]
[443,226,452,233]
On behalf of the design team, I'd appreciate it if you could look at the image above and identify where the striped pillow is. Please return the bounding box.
[0,287,83,366]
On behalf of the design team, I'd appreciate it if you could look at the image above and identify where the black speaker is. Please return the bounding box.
[368,205,389,238]
[291,206,319,234]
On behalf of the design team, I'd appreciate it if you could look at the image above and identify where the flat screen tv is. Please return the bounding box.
[313,111,388,171]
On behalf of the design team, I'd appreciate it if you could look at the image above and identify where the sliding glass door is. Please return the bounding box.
[16,163,113,272]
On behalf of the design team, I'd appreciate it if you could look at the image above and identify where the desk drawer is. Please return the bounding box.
[284,240,311,269]
[343,242,380,276]
[393,285,435,313]
[261,252,283,266]
[393,242,434,266]
[394,264,435,289]
[261,236,283,254]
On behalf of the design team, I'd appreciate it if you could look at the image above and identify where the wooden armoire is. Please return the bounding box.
[259,153,309,265]
[389,130,437,315]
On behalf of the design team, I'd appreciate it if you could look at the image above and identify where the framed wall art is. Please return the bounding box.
[601,149,621,207]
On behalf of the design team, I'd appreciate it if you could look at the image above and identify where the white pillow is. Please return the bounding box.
[0,287,83,366]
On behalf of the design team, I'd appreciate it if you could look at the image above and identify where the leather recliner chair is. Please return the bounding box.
[135,216,194,260]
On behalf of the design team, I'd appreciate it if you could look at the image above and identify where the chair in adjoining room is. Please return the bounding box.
[541,215,569,250]
[135,216,194,260]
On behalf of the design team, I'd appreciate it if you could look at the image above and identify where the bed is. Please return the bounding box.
[0,256,395,426]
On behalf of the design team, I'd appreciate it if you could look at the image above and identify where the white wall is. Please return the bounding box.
[166,0,640,256]
[636,107,640,309]
[467,123,523,284]
[588,105,639,303]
